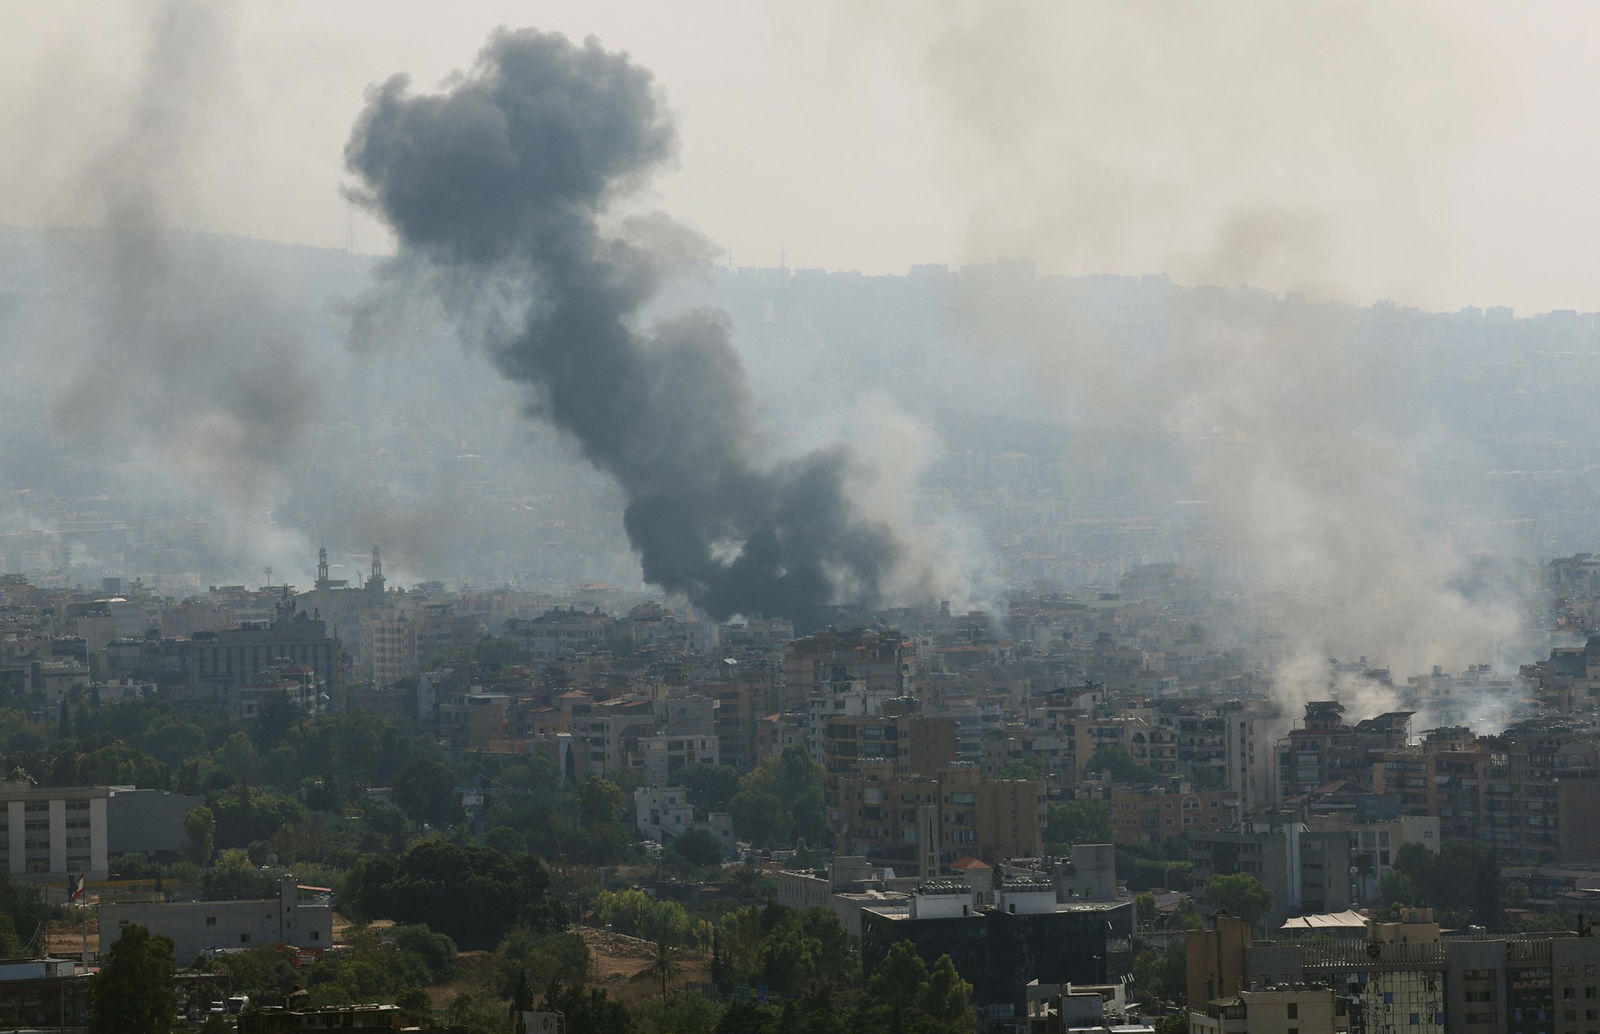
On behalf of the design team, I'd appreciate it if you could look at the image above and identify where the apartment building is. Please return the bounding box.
[1187,986,1350,1034]
[1188,813,1354,931]
[783,627,914,712]
[821,711,958,778]
[1111,785,1238,844]
[833,763,1044,873]
[0,783,108,881]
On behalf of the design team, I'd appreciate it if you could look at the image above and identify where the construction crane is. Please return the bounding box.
[453,774,533,844]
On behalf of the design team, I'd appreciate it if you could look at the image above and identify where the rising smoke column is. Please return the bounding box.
[344,29,900,625]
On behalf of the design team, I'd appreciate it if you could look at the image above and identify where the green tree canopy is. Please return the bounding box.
[345,839,566,948]
[1205,872,1274,929]
[680,764,742,816]
[91,924,178,1034]
[1392,838,1501,930]
[862,942,975,1034]
[1082,747,1157,785]
[669,829,725,867]
[732,747,826,846]
[1046,799,1112,850]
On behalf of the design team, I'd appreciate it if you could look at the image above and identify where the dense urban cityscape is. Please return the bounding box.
[8,5,1600,1034]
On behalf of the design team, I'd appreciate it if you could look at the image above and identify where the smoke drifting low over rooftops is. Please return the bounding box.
[344,28,905,627]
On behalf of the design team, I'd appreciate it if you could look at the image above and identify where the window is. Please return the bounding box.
[205,917,217,927]
[240,934,251,943]
[310,931,320,941]
[1287,1004,1298,1019]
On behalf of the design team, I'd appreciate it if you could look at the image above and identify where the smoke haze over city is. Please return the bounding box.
[4,3,1600,686]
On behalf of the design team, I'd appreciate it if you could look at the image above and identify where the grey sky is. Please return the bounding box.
[2,1,1596,313]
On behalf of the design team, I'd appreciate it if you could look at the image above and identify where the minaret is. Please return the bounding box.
[368,546,385,597]
[316,546,331,591]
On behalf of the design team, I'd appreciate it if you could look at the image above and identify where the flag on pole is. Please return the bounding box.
[66,872,85,903]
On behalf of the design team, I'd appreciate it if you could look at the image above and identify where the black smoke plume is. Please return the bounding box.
[345,29,900,626]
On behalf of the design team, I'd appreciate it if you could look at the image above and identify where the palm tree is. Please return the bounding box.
[646,939,681,1000]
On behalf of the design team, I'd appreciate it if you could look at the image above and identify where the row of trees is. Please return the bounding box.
[90,897,975,1034]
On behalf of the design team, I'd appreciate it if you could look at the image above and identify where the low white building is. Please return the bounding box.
[98,876,332,963]
[632,787,736,859]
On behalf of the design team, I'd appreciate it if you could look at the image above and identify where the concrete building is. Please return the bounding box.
[1188,814,1354,931]
[1188,986,1350,1034]
[820,710,959,778]
[1186,913,1255,1009]
[638,731,720,785]
[783,627,915,712]
[99,876,332,963]
[862,880,1133,1029]
[1111,784,1238,844]
[833,763,1044,874]
[1218,908,1600,1034]
[239,1003,404,1033]
[1055,844,1118,901]
[505,608,615,661]
[1305,814,1439,904]
[632,787,736,859]
[105,787,206,861]
[0,783,108,882]
[174,597,343,710]
[777,856,913,935]
[0,957,93,1030]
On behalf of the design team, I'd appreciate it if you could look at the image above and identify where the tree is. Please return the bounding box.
[392,759,463,829]
[91,924,178,1034]
[345,839,567,948]
[733,748,827,846]
[918,954,977,1034]
[647,940,681,999]
[184,806,216,866]
[862,942,974,1034]
[578,777,625,827]
[998,757,1043,781]
[539,981,633,1034]
[729,789,783,845]
[486,826,528,856]
[1082,747,1158,786]
[495,928,590,997]
[670,829,725,867]
[1045,800,1112,849]
[679,764,741,816]
[1135,892,1156,927]
[1205,873,1274,932]
[396,987,434,1028]
[215,944,300,999]
[1392,838,1501,929]
[251,693,298,750]
[1379,869,1425,908]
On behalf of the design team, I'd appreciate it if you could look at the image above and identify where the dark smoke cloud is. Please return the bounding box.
[344,28,900,625]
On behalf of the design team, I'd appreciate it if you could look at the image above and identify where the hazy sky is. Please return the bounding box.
[3,2,1598,314]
